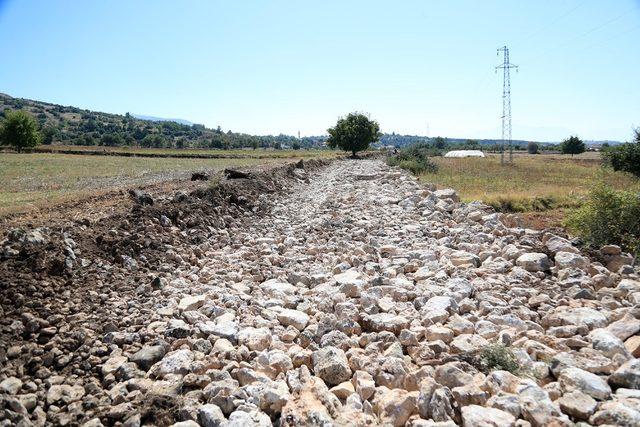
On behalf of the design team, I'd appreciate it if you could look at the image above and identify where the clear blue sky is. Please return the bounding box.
[1,0,638,141]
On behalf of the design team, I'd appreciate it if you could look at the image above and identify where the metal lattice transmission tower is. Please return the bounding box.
[496,46,518,165]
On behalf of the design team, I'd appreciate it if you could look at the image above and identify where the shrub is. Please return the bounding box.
[479,344,520,374]
[0,110,42,151]
[527,141,539,154]
[387,143,439,174]
[565,183,640,255]
[602,129,640,177]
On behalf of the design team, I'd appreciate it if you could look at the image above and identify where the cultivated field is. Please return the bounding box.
[0,149,330,215]
[420,152,640,227]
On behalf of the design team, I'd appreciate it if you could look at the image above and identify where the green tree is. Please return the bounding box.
[464,139,479,149]
[327,112,380,157]
[100,133,124,147]
[433,136,447,150]
[560,135,585,156]
[602,129,640,177]
[0,110,42,152]
[292,141,301,150]
[41,126,58,145]
[527,141,539,154]
[141,134,165,148]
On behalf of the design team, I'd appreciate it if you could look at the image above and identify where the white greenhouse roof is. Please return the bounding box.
[443,150,486,158]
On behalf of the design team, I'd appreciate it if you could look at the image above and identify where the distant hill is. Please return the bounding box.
[131,114,193,126]
[0,93,314,150]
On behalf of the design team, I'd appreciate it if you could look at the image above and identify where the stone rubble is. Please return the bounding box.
[1,158,640,426]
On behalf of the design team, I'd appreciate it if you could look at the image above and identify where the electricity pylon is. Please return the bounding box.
[496,46,518,165]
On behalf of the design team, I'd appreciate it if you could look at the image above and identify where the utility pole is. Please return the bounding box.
[496,46,518,165]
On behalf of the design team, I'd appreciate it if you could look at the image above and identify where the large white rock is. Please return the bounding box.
[372,387,418,426]
[560,307,608,329]
[238,327,272,351]
[461,404,516,427]
[555,251,589,269]
[558,367,611,400]
[260,279,297,298]
[516,253,551,272]
[148,349,194,378]
[450,251,480,267]
[609,359,640,389]
[312,346,352,386]
[277,309,310,331]
[363,313,410,334]
[178,294,206,311]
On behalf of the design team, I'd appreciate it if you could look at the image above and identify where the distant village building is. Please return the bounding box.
[444,150,485,158]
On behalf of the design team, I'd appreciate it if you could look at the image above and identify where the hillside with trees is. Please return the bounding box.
[0,93,318,150]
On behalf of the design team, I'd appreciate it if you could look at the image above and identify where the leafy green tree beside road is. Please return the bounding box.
[327,112,380,157]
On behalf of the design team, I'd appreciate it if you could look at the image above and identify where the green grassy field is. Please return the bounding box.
[420,152,640,218]
[0,151,308,215]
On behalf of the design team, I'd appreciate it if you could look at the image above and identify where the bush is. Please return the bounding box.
[387,143,439,174]
[602,129,640,177]
[0,110,41,151]
[479,344,520,374]
[527,141,539,154]
[565,183,640,255]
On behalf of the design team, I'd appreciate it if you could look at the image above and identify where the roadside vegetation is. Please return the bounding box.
[565,183,640,255]
[602,128,640,177]
[387,130,640,234]
[386,143,439,174]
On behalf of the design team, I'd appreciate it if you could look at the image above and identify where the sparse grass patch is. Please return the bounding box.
[0,153,299,215]
[479,344,520,374]
[419,154,640,217]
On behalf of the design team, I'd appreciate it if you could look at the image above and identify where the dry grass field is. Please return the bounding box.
[420,152,640,227]
[0,150,324,215]
[21,145,338,159]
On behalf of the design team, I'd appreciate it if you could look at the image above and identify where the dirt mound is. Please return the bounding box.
[0,158,328,278]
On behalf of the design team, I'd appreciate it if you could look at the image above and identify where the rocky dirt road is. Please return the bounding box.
[1,159,640,426]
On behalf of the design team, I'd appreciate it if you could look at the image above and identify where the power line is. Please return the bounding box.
[518,4,639,66]
[513,0,588,48]
[496,46,518,165]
